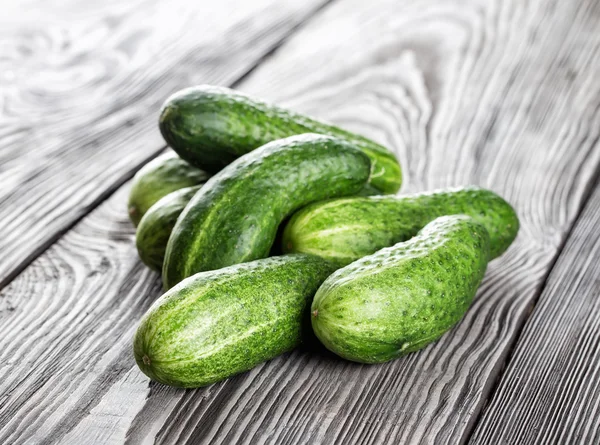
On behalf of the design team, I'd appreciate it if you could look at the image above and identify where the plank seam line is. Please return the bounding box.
[0,0,339,294]
[230,0,338,90]
[461,153,600,445]
[0,148,167,292]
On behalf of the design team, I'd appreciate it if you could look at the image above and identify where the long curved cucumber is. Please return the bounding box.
[159,85,401,194]
[311,215,490,364]
[162,134,372,289]
[136,185,201,272]
[128,151,209,226]
[134,254,336,388]
[283,186,518,265]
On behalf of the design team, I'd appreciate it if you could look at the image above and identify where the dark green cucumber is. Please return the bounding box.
[159,85,401,194]
[162,134,371,289]
[128,151,210,226]
[311,215,490,364]
[134,254,336,388]
[136,185,201,272]
[283,186,519,266]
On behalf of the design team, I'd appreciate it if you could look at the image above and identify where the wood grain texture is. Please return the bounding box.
[0,186,163,444]
[0,0,329,287]
[2,0,600,444]
[134,0,600,442]
[469,180,600,444]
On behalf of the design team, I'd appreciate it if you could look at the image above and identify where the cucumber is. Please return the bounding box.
[311,215,490,364]
[134,254,336,388]
[283,186,518,266]
[136,185,201,272]
[162,134,372,289]
[159,85,401,194]
[128,151,210,226]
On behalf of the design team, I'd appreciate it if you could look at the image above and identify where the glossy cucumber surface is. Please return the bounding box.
[162,134,371,289]
[128,151,209,226]
[159,85,401,194]
[311,215,490,364]
[283,186,518,266]
[134,254,336,388]
[136,185,200,272]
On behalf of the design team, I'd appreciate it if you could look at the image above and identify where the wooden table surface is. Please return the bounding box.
[2,0,600,443]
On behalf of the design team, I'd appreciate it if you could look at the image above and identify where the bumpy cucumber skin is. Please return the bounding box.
[311,215,490,364]
[162,134,371,290]
[159,85,401,194]
[134,254,336,388]
[136,185,201,272]
[283,186,518,266]
[128,151,210,226]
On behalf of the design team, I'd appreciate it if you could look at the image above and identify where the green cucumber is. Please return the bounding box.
[134,254,336,388]
[283,186,518,266]
[136,185,201,272]
[311,215,490,364]
[159,85,401,194]
[162,134,372,289]
[128,151,210,226]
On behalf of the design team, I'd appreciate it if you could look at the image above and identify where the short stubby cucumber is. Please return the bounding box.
[159,85,401,194]
[162,134,372,289]
[283,186,518,266]
[128,151,210,226]
[134,254,336,388]
[311,215,490,364]
[136,185,200,272]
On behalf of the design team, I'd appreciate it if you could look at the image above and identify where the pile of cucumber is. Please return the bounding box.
[130,85,519,388]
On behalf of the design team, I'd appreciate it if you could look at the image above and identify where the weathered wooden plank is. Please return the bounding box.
[2,0,600,444]
[469,180,600,444]
[0,186,161,444]
[142,0,600,442]
[0,0,329,288]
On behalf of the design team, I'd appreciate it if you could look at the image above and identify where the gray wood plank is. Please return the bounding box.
[0,0,329,288]
[2,0,600,444]
[0,186,161,444]
[172,0,600,442]
[469,180,600,443]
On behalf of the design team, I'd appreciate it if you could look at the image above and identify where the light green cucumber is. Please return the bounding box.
[283,186,518,266]
[159,85,401,194]
[136,185,200,272]
[311,215,490,364]
[162,134,371,289]
[134,254,336,388]
[128,151,210,226]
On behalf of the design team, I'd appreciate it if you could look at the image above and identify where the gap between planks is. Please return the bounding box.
[461,164,600,445]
